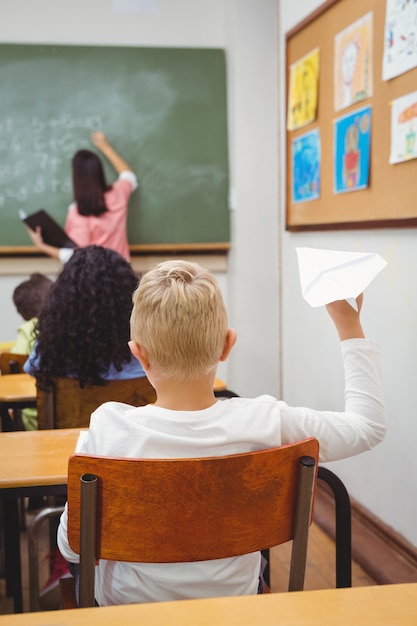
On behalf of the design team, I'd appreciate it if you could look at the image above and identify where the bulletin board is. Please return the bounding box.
[0,44,230,254]
[286,0,417,231]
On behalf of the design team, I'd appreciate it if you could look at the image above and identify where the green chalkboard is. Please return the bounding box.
[0,44,230,250]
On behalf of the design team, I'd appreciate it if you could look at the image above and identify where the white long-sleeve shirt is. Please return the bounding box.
[58,338,386,606]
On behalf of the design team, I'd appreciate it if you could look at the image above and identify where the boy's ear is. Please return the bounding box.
[128,340,150,370]
[219,328,237,362]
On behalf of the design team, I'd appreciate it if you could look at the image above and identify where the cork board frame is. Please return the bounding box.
[286,0,417,231]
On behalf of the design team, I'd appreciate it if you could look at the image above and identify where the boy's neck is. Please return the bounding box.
[152,374,218,411]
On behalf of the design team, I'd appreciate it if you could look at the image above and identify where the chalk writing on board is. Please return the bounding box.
[0,114,103,209]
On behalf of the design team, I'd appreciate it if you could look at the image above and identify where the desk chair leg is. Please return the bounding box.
[261,549,270,588]
[317,466,352,588]
[79,473,98,608]
[19,498,26,532]
[0,407,14,432]
[288,456,316,592]
[214,390,240,399]
[3,498,23,613]
[28,506,65,612]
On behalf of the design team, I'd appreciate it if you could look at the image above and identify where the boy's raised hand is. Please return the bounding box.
[325,294,365,341]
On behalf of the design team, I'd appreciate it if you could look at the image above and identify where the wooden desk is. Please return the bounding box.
[0,374,37,430]
[0,429,81,613]
[0,373,36,406]
[1,583,416,624]
[0,428,80,490]
[0,374,226,407]
[0,341,15,353]
[214,377,227,392]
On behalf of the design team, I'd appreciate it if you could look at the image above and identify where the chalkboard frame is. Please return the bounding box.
[0,242,230,257]
[0,43,231,254]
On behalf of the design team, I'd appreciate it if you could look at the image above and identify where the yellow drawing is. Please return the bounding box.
[334,12,373,112]
[287,47,319,131]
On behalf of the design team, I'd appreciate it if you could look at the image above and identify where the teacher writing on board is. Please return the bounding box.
[25,131,137,263]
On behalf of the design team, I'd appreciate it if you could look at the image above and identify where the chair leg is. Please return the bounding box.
[79,474,98,608]
[317,467,352,588]
[27,506,65,612]
[3,497,23,612]
[288,456,316,592]
[19,498,26,532]
[261,549,270,588]
[59,576,78,609]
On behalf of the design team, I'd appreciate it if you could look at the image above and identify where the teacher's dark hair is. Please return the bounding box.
[34,246,139,390]
[72,149,112,216]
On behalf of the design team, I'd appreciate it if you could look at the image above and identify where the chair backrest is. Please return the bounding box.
[0,352,28,375]
[36,376,157,429]
[67,437,319,607]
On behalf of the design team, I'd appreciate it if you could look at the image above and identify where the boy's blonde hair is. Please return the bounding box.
[130,260,228,381]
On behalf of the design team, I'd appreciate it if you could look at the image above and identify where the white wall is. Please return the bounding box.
[280,1,417,547]
[1,0,415,549]
[225,0,280,397]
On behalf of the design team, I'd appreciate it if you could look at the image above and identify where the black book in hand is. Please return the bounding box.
[20,209,76,248]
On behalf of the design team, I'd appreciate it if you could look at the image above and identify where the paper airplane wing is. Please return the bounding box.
[296,247,387,308]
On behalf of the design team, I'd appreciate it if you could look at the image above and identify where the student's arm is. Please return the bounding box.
[11,320,36,355]
[90,131,133,174]
[279,294,387,462]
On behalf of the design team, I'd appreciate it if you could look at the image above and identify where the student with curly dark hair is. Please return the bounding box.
[25,245,145,394]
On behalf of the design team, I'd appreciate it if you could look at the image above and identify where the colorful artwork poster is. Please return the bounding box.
[334,106,371,194]
[390,90,417,164]
[383,0,417,81]
[291,128,321,203]
[287,48,320,131]
[334,12,373,112]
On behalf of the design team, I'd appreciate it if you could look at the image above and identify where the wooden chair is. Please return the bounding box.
[0,352,29,432]
[0,351,28,375]
[36,376,157,429]
[62,437,319,608]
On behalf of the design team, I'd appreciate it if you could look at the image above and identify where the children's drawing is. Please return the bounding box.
[390,90,417,163]
[287,48,319,131]
[334,106,371,194]
[383,0,417,80]
[292,129,321,203]
[334,13,373,112]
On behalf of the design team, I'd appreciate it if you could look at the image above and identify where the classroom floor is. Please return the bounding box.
[0,502,376,615]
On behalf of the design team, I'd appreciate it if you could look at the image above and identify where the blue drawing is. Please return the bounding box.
[334,106,371,194]
[291,128,321,203]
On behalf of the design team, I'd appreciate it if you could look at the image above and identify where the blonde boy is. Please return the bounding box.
[58,260,386,606]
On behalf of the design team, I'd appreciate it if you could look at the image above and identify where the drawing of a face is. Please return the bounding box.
[345,124,359,152]
[341,40,359,86]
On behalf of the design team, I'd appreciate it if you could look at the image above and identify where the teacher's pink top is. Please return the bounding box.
[63,171,137,263]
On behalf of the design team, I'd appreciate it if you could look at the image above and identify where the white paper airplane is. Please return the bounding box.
[296,247,387,310]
